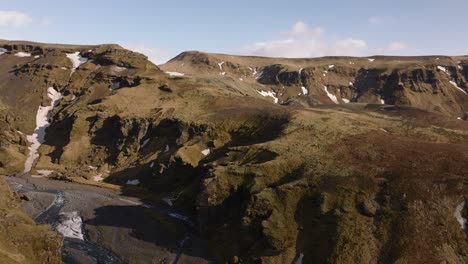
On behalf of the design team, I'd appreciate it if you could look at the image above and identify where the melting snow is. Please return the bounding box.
[255,71,264,80]
[162,197,174,206]
[34,55,40,59]
[24,87,62,173]
[328,65,335,68]
[323,86,339,104]
[368,59,375,62]
[342,98,350,103]
[56,212,84,240]
[37,170,53,177]
[140,138,150,148]
[301,86,308,95]
[455,201,466,230]
[15,52,31,57]
[258,90,279,104]
[437,66,448,74]
[218,61,225,70]
[201,149,210,156]
[449,79,467,94]
[126,179,140,185]
[295,253,304,264]
[66,52,88,73]
[0,48,7,55]
[165,71,185,77]
[93,174,104,182]
[298,68,304,75]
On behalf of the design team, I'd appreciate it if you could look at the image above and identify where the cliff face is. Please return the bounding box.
[1,41,468,263]
[162,52,468,118]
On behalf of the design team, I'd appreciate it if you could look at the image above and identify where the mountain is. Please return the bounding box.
[0,40,467,263]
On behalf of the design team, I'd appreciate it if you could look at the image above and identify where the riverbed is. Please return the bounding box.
[4,176,212,264]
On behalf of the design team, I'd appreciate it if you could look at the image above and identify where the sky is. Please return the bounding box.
[1,0,467,64]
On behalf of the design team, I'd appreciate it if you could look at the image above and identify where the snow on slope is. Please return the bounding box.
[455,201,466,230]
[66,52,88,73]
[323,86,339,104]
[258,90,279,104]
[15,52,31,57]
[449,79,467,94]
[24,87,62,173]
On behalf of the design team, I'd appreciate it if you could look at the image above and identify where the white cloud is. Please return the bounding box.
[375,42,407,54]
[120,43,172,65]
[240,21,368,58]
[241,39,325,58]
[330,38,368,56]
[282,21,324,38]
[0,11,32,27]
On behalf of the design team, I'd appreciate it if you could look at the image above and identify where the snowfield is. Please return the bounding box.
[24,87,62,173]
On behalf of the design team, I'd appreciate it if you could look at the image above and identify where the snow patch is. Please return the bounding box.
[328,65,335,68]
[56,212,84,240]
[162,197,174,206]
[201,149,210,156]
[218,61,225,70]
[37,170,54,177]
[126,179,140,185]
[34,55,40,59]
[165,145,169,152]
[455,201,466,230]
[0,48,7,55]
[381,99,385,104]
[342,98,350,103]
[110,82,121,90]
[255,71,264,80]
[258,90,279,104]
[165,71,185,77]
[140,138,150,148]
[368,59,375,62]
[66,52,88,73]
[301,86,308,95]
[323,86,339,104]
[93,174,104,182]
[150,162,155,168]
[15,52,31,57]
[295,253,304,264]
[24,87,62,173]
[349,82,354,86]
[449,79,467,94]
[458,65,464,71]
[437,66,448,74]
[88,165,97,170]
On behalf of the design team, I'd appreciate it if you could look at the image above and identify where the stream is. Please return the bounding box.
[5,176,211,264]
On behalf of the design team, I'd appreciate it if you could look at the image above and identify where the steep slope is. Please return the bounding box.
[0,40,467,263]
[0,177,62,263]
[161,51,468,118]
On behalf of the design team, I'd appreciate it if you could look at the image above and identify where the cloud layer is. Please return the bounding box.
[0,11,32,27]
[240,21,406,58]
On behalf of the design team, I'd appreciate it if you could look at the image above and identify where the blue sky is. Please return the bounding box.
[1,0,467,63]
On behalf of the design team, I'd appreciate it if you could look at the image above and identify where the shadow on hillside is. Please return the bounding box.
[85,204,213,261]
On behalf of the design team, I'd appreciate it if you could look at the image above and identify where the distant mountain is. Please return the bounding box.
[0,40,467,263]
